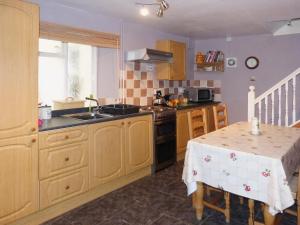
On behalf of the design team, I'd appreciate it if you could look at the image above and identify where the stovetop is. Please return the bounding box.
[140,105,176,121]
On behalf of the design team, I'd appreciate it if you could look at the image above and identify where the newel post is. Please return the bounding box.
[248,86,255,122]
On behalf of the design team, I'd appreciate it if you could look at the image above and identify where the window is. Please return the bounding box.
[38,38,97,106]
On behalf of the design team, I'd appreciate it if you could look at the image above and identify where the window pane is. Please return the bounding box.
[67,43,95,100]
[39,56,66,105]
[39,38,63,54]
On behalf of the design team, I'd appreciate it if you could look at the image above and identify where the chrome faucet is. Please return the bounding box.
[85,97,101,113]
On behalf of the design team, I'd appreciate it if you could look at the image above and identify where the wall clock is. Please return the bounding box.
[245,56,259,69]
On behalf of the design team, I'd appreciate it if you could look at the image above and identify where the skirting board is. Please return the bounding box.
[9,166,152,225]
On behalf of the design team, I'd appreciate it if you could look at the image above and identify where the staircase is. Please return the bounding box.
[248,68,300,127]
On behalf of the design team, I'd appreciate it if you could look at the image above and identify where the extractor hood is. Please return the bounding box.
[126,48,173,63]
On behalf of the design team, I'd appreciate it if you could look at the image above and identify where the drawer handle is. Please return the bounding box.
[65,135,69,139]
[128,121,131,125]
[31,127,36,132]
[121,122,125,125]
[64,157,70,162]
[65,185,70,190]
[31,138,36,143]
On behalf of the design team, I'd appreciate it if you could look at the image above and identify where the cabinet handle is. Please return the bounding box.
[31,127,36,132]
[65,135,69,139]
[121,122,125,125]
[128,121,131,125]
[64,157,70,162]
[31,138,36,143]
[65,185,70,190]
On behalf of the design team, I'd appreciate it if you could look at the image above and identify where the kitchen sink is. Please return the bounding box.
[64,112,114,120]
[101,104,140,115]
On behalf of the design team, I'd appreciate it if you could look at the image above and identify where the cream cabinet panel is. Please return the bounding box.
[89,120,125,188]
[39,126,88,149]
[125,115,153,174]
[39,141,88,179]
[40,167,89,209]
[0,135,38,224]
[0,0,39,139]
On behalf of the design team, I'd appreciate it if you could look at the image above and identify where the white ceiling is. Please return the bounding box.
[35,0,300,39]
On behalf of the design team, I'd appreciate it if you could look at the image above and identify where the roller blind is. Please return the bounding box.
[40,22,120,49]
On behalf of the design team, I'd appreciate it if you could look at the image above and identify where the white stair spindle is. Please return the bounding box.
[271,92,275,125]
[278,87,281,126]
[293,77,296,124]
[265,97,268,124]
[258,101,262,123]
[285,83,289,126]
[248,86,255,121]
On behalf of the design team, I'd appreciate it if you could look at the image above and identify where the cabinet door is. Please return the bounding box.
[0,135,38,224]
[125,115,153,174]
[170,41,186,80]
[89,120,125,188]
[0,0,39,139]
[176,110,190,155]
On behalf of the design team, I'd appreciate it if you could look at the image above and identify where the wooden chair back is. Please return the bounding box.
[187,108,208,139]
[213,103,228,130]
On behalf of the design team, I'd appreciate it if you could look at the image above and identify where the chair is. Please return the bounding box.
[285,168,300,225]
[187,108,208,139]
[188,108,231,223]
[213,103,228,130]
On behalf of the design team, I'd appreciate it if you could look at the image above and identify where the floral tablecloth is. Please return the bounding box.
[182,122,300,215]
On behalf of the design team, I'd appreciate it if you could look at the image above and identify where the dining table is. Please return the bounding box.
[182,121,300,225]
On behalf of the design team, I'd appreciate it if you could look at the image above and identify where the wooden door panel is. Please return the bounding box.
[125,116,153,174]
[89,120,125,188]
[0,0,39,139]
[176,110,190,154]
[0,135,38,224]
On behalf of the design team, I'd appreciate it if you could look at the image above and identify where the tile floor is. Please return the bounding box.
[42,162,297,225]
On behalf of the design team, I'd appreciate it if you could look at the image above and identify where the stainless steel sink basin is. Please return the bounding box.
[63,112,114,120]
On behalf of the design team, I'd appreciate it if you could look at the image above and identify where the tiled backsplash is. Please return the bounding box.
[99,62,221,106]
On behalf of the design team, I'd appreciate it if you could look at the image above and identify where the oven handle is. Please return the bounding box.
[155,135,176,144]
[154,119,176,126]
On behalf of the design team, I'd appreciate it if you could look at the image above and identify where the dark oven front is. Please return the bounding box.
[154,117,176,172]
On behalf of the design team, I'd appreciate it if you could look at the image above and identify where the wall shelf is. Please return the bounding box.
[195,50,224,72]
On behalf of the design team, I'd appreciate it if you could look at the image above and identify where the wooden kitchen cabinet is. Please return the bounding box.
[125,115,153,174]
[0,135,39,224]
[0,0,39,140]
[89,120,125,188]
[156,40,186,80]
[176,105,216,161]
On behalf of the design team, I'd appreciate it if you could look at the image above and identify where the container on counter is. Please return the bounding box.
[39,105,52,120]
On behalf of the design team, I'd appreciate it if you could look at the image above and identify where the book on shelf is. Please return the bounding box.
[203,50,224,63]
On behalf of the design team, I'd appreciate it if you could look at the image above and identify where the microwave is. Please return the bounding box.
[185,87,214,102]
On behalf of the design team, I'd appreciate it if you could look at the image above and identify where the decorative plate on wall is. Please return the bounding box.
[245,56,259,69]
[226,57,237,68]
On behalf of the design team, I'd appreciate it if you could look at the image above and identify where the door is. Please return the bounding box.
[0,0,39,139]
[125,115,153,174]
[170,41,186,80]
[176,110,190,154]
[89,120,125,188]
[0,135,38,224]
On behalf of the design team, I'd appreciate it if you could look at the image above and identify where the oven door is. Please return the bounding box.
[155,136,176,171]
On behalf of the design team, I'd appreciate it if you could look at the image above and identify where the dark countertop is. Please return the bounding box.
[175,101,220,110]
[39,111,153,132]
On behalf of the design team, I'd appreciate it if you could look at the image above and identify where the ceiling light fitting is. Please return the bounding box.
[136,0,169,18]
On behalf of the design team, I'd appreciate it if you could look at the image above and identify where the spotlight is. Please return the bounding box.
[160,0,169,10]
[156,6,163,17]
[140,6,149,16]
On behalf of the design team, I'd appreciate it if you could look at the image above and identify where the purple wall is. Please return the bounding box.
[194,34,300,123]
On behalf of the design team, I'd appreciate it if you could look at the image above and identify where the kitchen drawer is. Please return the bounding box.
[39,126,88,149]
[40,167,88,209]
[39,141,88,179]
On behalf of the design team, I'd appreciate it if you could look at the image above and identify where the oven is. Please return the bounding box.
[153,115,176,172]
